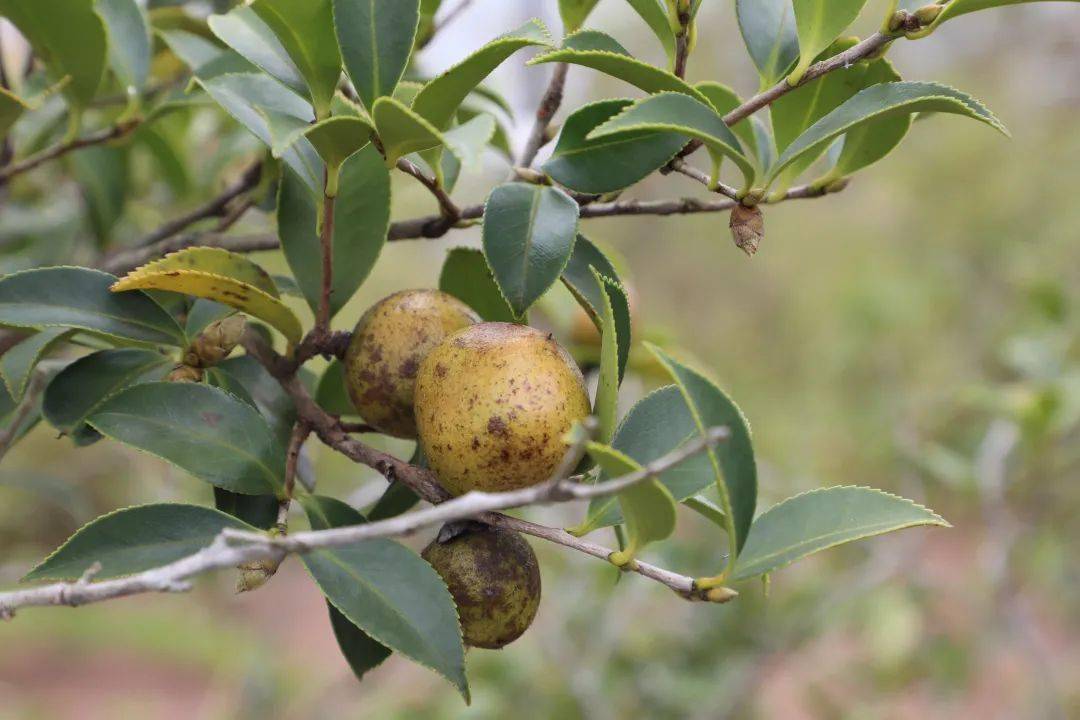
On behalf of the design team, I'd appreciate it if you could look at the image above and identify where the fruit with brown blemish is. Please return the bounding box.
[421,524,541,649]
[344,290,480,438]
[414,322,591,495]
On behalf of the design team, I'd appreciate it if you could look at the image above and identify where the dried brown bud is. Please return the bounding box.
[167,364,204,383]
[188,314,246,368]
[729,203,764,257]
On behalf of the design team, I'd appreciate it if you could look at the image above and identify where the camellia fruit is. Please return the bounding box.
[344,289,480,438]
[422,524,541,649]
[414,322,591,495]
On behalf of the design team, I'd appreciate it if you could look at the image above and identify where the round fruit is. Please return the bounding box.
[422,524,541,649]
[414,322,591,495]
[344,289,480,439]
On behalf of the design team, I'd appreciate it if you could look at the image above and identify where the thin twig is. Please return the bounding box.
[396,158,461,222]
[317,177,336,333]
[278,422,311,533]
[132,161,262,249]
[0,373,44,463]
[666,158,740,200]
[673,8,692,79]
[103,181,844,274]
[0,120,140,187]
[676,31,896,162]
[518,62,569,169]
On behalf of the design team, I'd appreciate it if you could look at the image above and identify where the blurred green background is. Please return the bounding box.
[2,1,1078,718]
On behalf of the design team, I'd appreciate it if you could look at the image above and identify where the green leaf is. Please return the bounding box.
[625,0,677,67]
[184,299,235,338]
[768,38,879,194]
[412,19,550,133]
[586,442,676,562]
[543,99,686,194]
[299,495,468,701]
[441,112,496,169]
[587,92,756,190]
[23,504,252,582]
[314,359,357,417]
[589,269,623,444]
[0,328,68,402]
[571,385,711,534]
[901,0,1080,39]
[301,115,375,172]
[559,0,601,31]
[250,0,341,119]
[196,72,323,193]
[736,0,799,88]
[694,82,760,162]
[818,59,909,182]
[529,30,706,103]
[768,81,1008,185]
[788,0,869,85]
[42,348,172,440]
[111,248,303,346]
[0,0,108,108]
[481,183,580,318]
[277,144,391,318]
[87,382,285,495]
[367,480,422,521]
[371,95,444,167]
[208,5,307,97]
[438,247,516,323]
[213,488,280,531]
[560,235,630,381]
[684,494,727,527]
[216,355,298,446]
[97,0,151,93]
[333,0,419,110]
[648,344,757,561]
[0,267,184,346]
[732,486,949,580]
[70,144,129,247]
[411,19,549,175]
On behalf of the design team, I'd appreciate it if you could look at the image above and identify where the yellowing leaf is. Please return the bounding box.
[122,247,281,297]
[112,249,301,344]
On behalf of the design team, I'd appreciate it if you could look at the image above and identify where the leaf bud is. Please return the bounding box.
[188,314,246,368]
[167,364,204,383]
[914,4,943,25]
[235,557,283,593]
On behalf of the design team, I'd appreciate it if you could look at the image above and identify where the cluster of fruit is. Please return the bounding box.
[343,290,592,648]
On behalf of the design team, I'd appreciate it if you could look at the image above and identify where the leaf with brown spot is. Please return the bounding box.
[112,267,302,345]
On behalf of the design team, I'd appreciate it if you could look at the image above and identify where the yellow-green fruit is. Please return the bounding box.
[414,322,591,495]
[421,525,541,649]
[345,290,480,439]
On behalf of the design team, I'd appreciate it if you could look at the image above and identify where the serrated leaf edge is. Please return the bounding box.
[731,485,950,580]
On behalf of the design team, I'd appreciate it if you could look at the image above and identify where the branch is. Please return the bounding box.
[0,120,140,187]
[237,330,733,600]
[675,31,896,161]
[101,233,279,275]
[518,62,569,169]
[131,161,262,249]
[396,157,461,223]
[0,414,728,617]
[0,372,43,463]
[316,179,336,333]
